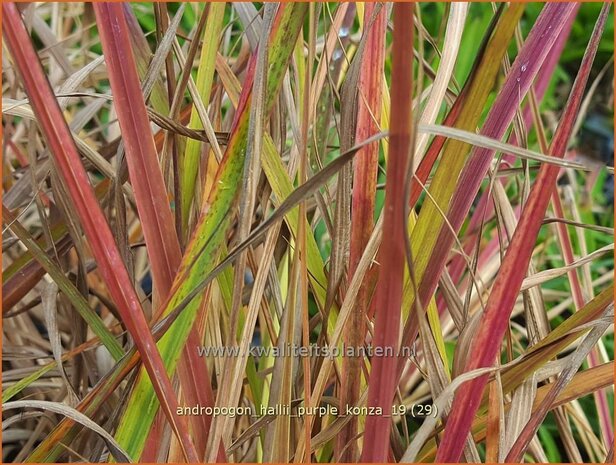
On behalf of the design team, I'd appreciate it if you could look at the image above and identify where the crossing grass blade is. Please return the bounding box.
[360,3,414,462]
[2,3,198,462]
[337,4,386,460]
[111,4,308,460]
[179,2,225,234]
[435,5,610,461]
[2,206,123,361]
[399,2,526,350]
[94,2,182,302]
[94,4,221,460]
[3,4,612,462]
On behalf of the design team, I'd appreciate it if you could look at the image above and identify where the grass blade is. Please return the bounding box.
[398,0,525,384]
[338,4,386,461]
[94,4,219,461]
[111,5,308,460]
[360,3,414,462]
[435,6,610,461]
[505,303,613,462]
[3,4,611,462]
[179,2,225,233]
[93,3,182,303]
[3,400,132,463]
[2,206,123,361]
[2,3,197,462]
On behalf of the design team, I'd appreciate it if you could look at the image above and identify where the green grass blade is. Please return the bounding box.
[112,5,308,460]
[179,2,225,233]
